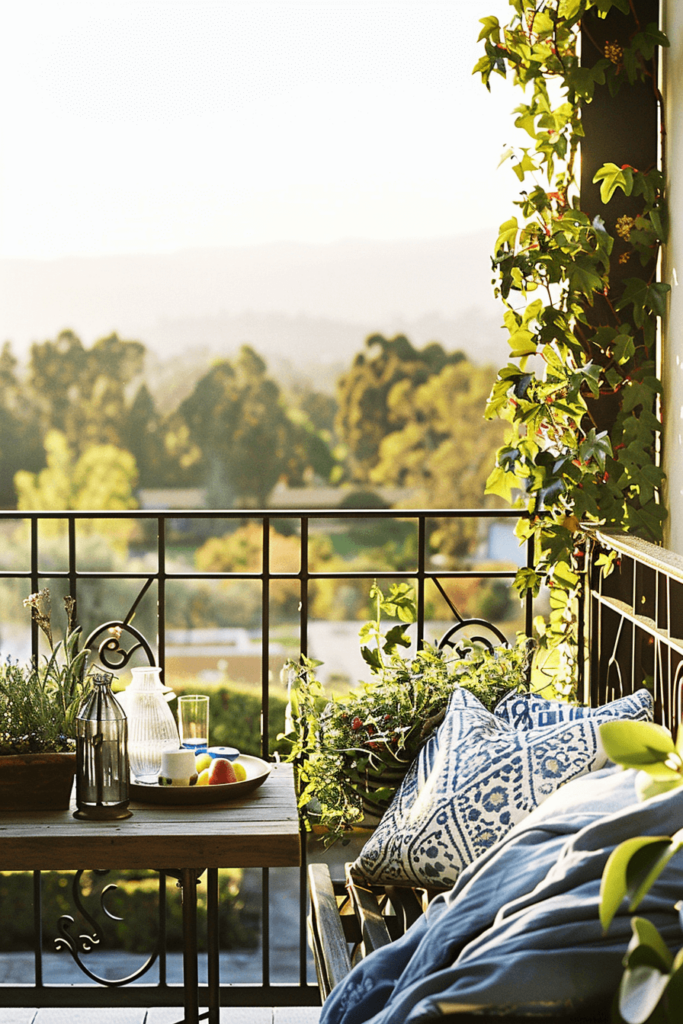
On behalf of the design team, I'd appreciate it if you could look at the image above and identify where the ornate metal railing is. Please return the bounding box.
[586,529,683,735]
[0,506,533,1011]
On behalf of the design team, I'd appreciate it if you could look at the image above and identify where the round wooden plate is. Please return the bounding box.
[130,755,271,805]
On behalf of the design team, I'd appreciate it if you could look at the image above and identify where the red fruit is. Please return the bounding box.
[208,758,236,785]
[351,717,363,730]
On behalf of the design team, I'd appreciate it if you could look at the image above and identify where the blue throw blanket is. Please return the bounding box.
[320,767,683,1022]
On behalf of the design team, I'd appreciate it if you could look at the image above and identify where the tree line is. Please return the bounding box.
[0,329,506,519]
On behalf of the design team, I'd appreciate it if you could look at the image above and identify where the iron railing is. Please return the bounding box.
[586,529,683,734]
[0,506,533,1011]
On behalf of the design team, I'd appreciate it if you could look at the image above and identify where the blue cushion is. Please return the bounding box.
[494,687,653,730]
[353,686,653,890]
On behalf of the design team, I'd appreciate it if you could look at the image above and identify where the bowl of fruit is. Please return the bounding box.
[130,751,271,805]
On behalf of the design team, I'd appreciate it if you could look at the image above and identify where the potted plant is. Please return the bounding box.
[282,582,532,844]
[0,590,90,810]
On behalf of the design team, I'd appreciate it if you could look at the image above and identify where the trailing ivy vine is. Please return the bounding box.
[476,0,669,691]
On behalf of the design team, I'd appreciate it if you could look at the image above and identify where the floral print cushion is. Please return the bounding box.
[353,685,651,891]
[493,688,653,730]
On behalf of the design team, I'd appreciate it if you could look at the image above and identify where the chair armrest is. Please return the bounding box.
[308,862,353,999]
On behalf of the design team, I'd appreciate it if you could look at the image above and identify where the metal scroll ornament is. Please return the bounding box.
[74,670,133,821]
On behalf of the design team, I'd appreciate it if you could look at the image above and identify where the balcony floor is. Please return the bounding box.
[0,1010,321,1023]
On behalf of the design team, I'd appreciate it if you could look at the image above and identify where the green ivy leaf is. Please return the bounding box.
[512,149,540,182]
[579,428,612,468]
[512,566,543,599]
[567,258,604,299]
[567,61,608,101]
[593,162,634,204]
[613,333,636,365]
[486,464,522,503]
[477,16,500,43]
[495,217,519,253]
[360,646,382,671]
[508,328,537,356]
[551,562,579,589]
[382,625,412,655]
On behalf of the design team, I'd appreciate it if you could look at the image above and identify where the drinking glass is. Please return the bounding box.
[178,694,210,754]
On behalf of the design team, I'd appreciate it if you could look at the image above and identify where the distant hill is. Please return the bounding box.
[0,234,505,376]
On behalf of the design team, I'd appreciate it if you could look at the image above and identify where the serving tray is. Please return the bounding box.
[130,755,271,805]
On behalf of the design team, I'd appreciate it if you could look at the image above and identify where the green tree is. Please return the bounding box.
[0,342,43,508]
[28,331,145,455]
[336,334,465,481]
[122,384,177,488]
[179,345,333,508]
[283,408,337,487]
[15,430,138,512]
[368,359,507,559]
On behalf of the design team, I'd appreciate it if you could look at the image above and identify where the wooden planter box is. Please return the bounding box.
[0,752,76,811]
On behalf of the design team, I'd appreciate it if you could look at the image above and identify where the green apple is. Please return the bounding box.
[195,752,212,774]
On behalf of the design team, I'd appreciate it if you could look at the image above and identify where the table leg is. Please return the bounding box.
[207,868,220,1024]
[180,867,199,1024]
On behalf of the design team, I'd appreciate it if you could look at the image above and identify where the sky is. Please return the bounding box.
[0,0,518,260]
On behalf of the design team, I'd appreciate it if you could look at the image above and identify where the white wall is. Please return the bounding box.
[663,0,683,554]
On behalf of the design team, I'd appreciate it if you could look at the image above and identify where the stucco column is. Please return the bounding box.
[663,0,683,553]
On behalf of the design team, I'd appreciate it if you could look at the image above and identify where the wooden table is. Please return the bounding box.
[0,762,300,1024]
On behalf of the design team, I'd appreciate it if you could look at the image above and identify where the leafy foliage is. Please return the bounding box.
[335,334,465,483]
[178,345,337,508]
[282,582,531,844]
[14,429,140,550]
[366,358,509,560]
[477,0,669,676]
[599,720,683,1022]
[1,331,338,513]
[28,331,146,456]
[0,343,44,508]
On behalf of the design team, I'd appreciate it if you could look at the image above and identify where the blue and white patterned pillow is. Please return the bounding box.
[494,688,653,731]
[352,686,642,891]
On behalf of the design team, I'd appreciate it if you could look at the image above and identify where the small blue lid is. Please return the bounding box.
[207,746,240,761]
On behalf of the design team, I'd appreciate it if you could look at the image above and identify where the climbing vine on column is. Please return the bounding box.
[476,0,669,690]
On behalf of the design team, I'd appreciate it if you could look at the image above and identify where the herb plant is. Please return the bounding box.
[0,590,89,754]
[283,583,531,843]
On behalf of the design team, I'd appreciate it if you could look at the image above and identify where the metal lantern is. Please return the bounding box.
[74,669,133,821]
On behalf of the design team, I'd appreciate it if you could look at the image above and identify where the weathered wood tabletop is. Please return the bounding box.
[0,762,300,870]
